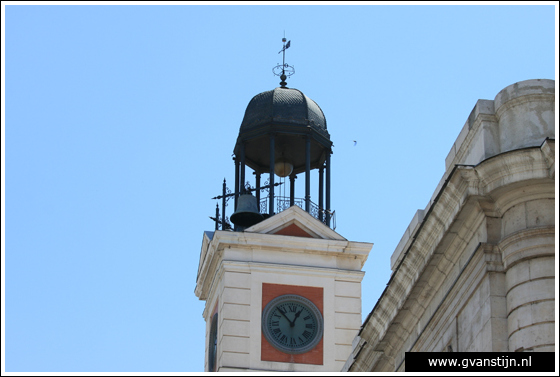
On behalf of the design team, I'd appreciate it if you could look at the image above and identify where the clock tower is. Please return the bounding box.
[194,39,373,372]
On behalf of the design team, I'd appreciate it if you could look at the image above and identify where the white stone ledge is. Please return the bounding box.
[220,260,366,282]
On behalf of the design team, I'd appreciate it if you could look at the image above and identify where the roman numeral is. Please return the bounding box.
[290,337,296,346]
[271,321,279,326]
[272,328,281,335]
[303,315,311,320]
[305,323,313,329]
[288,305,297,313]
[303,330,312,339]
[280,335,287,344]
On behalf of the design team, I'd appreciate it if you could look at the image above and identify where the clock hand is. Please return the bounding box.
[278,307,294,326]
[292,308,304,324]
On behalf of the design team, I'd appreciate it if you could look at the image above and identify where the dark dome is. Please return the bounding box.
[240,87,327,136]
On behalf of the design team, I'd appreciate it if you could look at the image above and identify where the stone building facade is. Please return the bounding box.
[343,79,556,371]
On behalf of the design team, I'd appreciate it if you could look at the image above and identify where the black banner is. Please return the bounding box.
[405,352,556,372]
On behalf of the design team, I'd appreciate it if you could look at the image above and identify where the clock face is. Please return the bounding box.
[262,294,323,354]
[208,313,218,371]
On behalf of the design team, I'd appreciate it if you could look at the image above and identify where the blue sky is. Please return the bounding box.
[3,3,556,373]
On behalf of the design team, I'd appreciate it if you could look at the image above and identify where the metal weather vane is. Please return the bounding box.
[273,37,295,87]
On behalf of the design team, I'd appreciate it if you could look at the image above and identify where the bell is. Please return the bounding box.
[231,193,264,228]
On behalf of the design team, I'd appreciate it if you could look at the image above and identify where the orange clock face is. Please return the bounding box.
[261,283,324,365]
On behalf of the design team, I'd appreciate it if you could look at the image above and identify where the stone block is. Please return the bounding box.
[335,312,361,330]
[221,334,250,353]
[505,262,530,290]
[530,299,555,323]
[508,303,532,331]
[506,278,555,314]
[333,360,346,372]
[222,287,251,305]
[335,344,353,361]
[475,320,493,352]
[223,270,251,289]
[487,271,506,297]
[528,256,555,280]
[508,322,555,351]
[220,351,250,370]
[336,255,364,271]
[502,203,527,237]
[444,99,496,170]
[458,283,492,352]
[334,296,361,314]
[221,318,251,338]
[489,317,509,351]
[222,302,251,321]
[462,126,487,167]
[507,299,555,332]
[526,199,555,228]
[335,328,359,346]
[334,280,361,298]
[489,295,507,319]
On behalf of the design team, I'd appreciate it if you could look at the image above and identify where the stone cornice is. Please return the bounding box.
[465,144,554,197]
[195,230,372,301]
[498,226,555,270]
[220,260,366,282]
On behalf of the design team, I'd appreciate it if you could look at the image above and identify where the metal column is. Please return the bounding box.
[305,136,311,213]
[240,142,246,194]
[289,173,296,207]
[325,151,331,226]
[255,172,261,209]
[222,178,226,228]
[269,134,275,215]
[318,166,324,222]
[234,157,239,210]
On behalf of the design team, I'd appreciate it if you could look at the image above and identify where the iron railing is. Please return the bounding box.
[260,196,336,230]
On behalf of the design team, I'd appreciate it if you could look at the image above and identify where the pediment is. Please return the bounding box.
[244,205,346,241]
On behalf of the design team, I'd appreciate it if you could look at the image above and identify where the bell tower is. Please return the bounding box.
[195,38,373,372]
